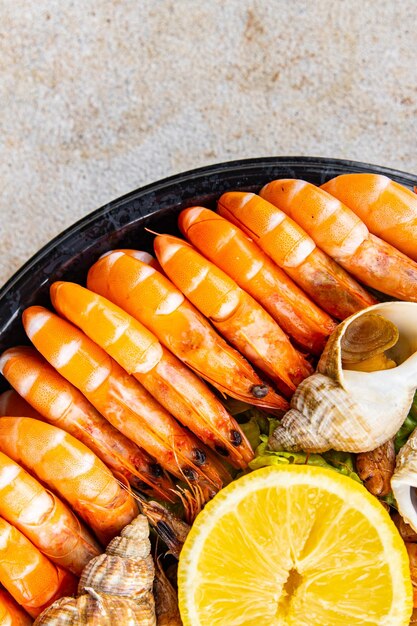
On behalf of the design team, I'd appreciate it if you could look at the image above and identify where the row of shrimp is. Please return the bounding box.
[0,414,139,620]
[1,171,417,621]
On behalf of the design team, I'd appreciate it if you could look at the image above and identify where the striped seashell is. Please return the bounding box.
[270,302,417,453]
[34,589,155,625]
[78,552,155,599]
[34,514,156,626]
[106,514,151,560]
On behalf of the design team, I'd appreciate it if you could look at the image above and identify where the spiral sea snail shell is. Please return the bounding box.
[269,302,417,454]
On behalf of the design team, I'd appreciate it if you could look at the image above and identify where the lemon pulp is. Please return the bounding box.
[178,465,412,626]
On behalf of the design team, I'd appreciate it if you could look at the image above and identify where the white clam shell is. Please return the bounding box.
[270,301,417,453]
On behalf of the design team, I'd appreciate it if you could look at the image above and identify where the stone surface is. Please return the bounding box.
[1,0,417,285]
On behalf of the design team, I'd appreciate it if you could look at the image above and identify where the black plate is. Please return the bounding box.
[1,156,416,392]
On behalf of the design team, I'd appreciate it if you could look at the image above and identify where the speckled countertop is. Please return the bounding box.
[1,0,416,285]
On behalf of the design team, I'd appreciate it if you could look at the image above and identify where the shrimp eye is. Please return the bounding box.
[250,384,269,398]
[150,463,164,478]
[230,430,242,446]
[193,449,207,465]
[183,467,198,481]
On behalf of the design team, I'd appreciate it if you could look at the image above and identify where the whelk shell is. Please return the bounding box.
[269,302,417,453]
[34,514,156,626]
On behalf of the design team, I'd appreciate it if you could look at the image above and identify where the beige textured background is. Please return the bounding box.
[1,0,416,286]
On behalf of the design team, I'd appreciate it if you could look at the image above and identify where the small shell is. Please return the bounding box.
[34,590,156,625]
[78,513,154,599]
[107,514,151,560]
[78,553,155,599]
[270,302,417,453]
[34,514,157,625]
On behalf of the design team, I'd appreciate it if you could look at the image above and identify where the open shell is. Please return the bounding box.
[269,302,417,453]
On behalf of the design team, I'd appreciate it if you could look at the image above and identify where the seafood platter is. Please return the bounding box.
[1,157,417,624]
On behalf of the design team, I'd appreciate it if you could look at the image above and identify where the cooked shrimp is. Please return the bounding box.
[0,346,174,500]
[50,281,252,469]
[22,307,225,494]
[113,249,164,272]
[217,192,376,320]
[154,234,313,396]
[0,389,42,419]
[138,498,190,559]
[0,417,138,545]
[261,179,417,302]
[0,517,77,618]
[179,206,337,355]
[0,587,32,625]
[322,173,417,262]
[87,251,287,411]
[0,450,100,575]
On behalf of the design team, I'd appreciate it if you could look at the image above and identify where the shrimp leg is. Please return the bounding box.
[87,251,287,411]
[179,206,337,355]
[0,346,174,500]
[22,307,225,495]
[0,417,138,545]
[261,179,417,302]
[0,517,77,618]
[50,281,252,469]
[217,191,376,320]
[0,450,100,575]
[154,234,313,396]
[321,173,417,262]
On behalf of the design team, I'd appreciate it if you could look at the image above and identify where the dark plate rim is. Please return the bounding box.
[2,155,416,302]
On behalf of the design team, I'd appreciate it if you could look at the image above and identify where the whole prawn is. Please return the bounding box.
[178,206,337,355]
[153,234,313,396]
[0,450,100,575]
[50,281,252,469]
[217,191,376,320]
[321,173,417,262]
[87,251,287,411]
[260,179,417,302]
[0,517,77,618]
[22,307,225,494]
[0,587,32,625]
[0,417,138,545]
[0,346,174,500]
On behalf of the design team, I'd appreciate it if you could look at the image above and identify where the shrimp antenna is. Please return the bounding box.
[144,227,163,236]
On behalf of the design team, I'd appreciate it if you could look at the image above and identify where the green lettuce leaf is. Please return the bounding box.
[249,437,362,483]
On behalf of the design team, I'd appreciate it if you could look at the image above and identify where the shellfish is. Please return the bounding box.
[269,302,417,453]
[34,514,156,625]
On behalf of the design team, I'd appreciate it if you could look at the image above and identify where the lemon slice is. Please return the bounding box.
[178,465,412,626]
